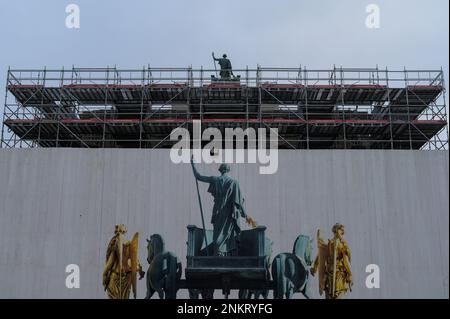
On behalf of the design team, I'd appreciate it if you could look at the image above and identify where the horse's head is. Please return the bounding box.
[293,235,313,266]
[146,234,165,264]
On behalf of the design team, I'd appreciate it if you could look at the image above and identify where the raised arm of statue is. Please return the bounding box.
[191,157,213,183]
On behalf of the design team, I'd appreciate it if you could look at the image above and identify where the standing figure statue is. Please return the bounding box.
[212,52,234,80]
[310,223,353,299]
[102,224,145,299]
[191,158,256,256]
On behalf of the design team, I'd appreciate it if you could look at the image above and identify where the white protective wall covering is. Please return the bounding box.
[0,149,448,299]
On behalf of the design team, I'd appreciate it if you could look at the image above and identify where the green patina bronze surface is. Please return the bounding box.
[191,160,247,256]
[212,52,234,79]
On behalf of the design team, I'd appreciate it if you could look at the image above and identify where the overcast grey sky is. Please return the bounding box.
[0,0,448,111]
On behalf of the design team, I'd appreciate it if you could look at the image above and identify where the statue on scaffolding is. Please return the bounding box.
[211,52,240,82]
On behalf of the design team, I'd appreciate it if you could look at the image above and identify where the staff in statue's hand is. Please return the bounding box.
[212,52,218,77]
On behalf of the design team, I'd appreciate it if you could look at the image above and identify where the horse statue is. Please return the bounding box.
[145,234,182,299]
[271,234,313,299]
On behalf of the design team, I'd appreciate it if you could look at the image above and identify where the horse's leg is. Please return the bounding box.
[189,289,200,299]
[201,289,214,299]
[157,287,164,299]
[286,283,295,299]
[165,256,178,299]
[157,277,165,300]
[273,256,285,299]
[255,290,266,299]
[238,289,250,299]
[145,270,153,299]
[146,286,156,299]
[301,273,313,299]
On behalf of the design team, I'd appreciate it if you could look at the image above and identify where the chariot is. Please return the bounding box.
[145,225,313,299]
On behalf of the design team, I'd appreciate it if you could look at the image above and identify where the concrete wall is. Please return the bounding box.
[0,149,448,299]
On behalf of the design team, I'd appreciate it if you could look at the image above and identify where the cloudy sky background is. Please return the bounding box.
[0,0,448,115]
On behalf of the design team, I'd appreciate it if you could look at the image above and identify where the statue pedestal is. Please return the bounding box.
[211,75,241,83]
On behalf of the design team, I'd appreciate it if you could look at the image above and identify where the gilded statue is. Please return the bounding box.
[310,223,352,299]
[102,224,145,299]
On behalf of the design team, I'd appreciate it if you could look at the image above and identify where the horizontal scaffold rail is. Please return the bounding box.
[6,66,446,88]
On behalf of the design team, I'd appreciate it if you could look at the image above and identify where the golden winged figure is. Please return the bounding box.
[102,224,145,299]
[310,223,352,299]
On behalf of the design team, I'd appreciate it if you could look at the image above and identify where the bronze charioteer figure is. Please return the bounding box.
[191,158,256,256]
[212,52,234,80]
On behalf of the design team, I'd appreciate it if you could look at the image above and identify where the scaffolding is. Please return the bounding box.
[1,66,448,150]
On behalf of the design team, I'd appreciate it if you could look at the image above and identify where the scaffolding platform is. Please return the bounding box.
[1,66,447,150]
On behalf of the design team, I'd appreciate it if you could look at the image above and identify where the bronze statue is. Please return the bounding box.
[102,224,145,299]
[145,234,182,299]
[191,158,256,256]
[310,223,353,299]
[272,235,313,299]
[212,52,234,79]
